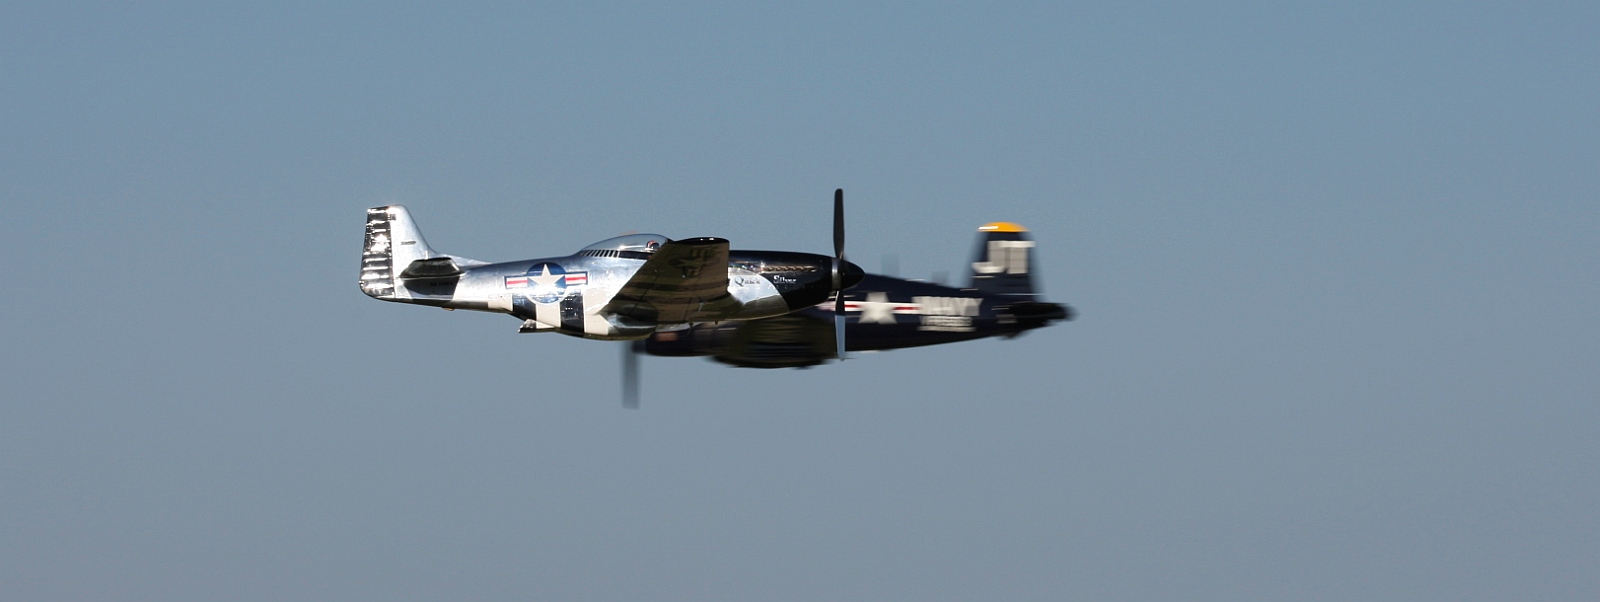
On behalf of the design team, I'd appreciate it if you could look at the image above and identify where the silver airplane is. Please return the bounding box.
[359,192,865,405]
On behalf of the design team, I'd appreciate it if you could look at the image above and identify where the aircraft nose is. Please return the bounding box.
[840,259,866,290]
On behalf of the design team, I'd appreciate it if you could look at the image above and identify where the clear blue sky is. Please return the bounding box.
[3,3,1596,600]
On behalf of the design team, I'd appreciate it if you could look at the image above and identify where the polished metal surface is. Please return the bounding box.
[360,205,855,341]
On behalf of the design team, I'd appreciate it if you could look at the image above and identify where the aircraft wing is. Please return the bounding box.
[603,237,736,324]
[643,315,837,368]
[713,315,836,368]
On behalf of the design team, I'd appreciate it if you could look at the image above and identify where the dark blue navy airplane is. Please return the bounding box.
[640,220,1073,368]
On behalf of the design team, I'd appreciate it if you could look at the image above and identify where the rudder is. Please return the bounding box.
[360,205,440,298]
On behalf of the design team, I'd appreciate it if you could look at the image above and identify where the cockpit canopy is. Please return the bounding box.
[577,234,670,260]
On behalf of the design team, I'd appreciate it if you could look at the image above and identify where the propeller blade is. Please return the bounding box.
[833,188,845,259]
[833,188,847,361]
[622,340,641,409]
[835,262,847,360]
[835,312,846,361]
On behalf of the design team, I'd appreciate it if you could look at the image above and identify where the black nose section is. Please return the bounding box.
[840,260,865,290]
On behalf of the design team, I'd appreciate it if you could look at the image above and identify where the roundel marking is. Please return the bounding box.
[524,262,568,304]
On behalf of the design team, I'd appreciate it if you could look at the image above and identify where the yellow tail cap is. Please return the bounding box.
[977,222,1028,233]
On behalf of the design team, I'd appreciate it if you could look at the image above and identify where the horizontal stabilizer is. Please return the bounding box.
[1002,300,1073,326]
[399,257,463,279]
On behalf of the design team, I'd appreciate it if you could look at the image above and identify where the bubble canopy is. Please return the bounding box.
[578,234,671,258]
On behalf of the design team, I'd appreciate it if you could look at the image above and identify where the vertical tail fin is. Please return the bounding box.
[360,205,440,299]
[967,222,1039,297]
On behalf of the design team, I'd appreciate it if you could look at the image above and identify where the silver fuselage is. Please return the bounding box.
[383,254,791,339]
[359,205,863,340]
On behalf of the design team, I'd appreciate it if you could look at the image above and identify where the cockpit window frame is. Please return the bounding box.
[578,233,670,258]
